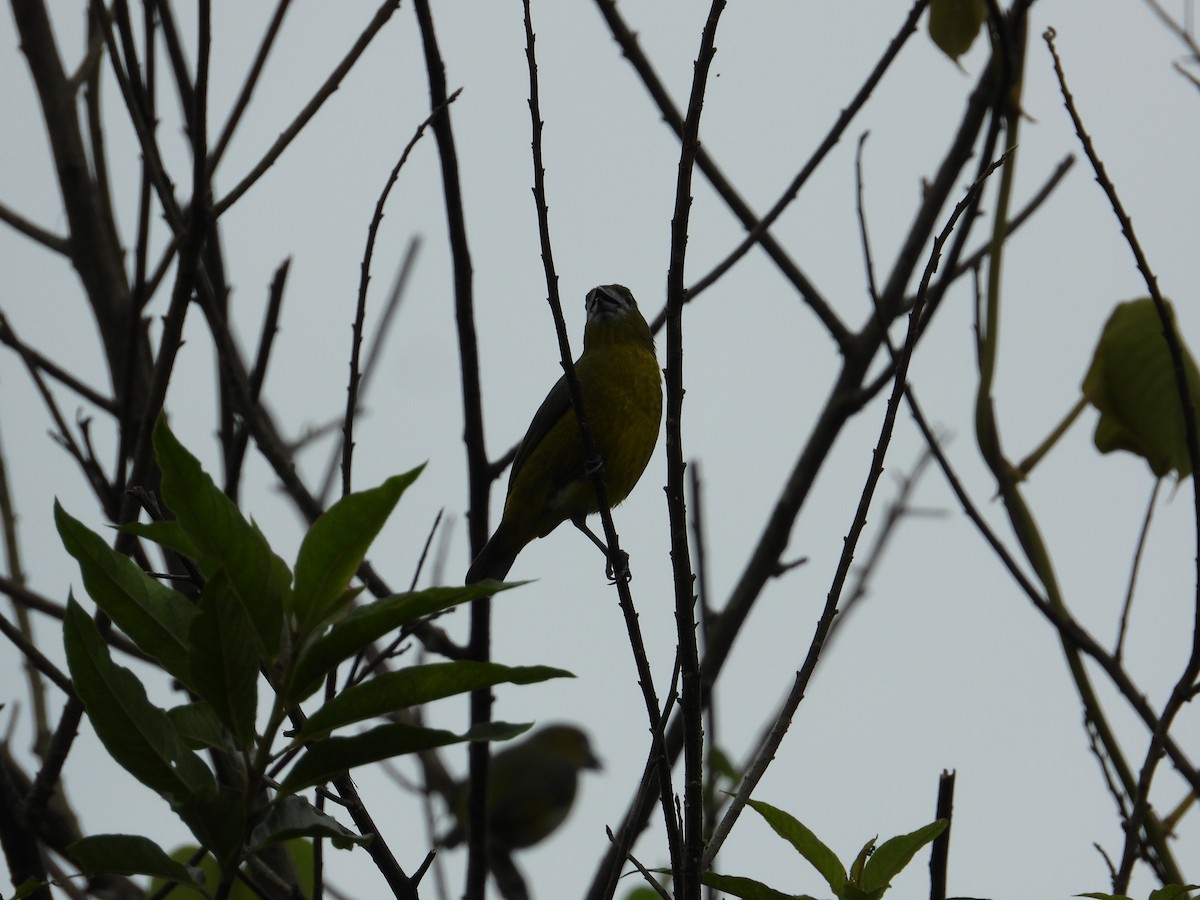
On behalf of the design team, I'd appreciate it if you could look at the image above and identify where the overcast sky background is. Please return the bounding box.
[3,2,1200,898]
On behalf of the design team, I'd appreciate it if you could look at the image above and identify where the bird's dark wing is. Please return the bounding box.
[508,370,572,483]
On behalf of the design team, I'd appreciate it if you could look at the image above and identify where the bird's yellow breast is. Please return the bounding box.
[501,319,662,540]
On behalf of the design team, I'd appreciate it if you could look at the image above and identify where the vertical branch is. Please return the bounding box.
[409,2,488,896]
[521,2,683,892]
[1042,28,1200,891]
[663,4,725,896]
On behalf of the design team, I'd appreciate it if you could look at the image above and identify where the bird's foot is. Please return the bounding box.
[606,549,631,584]
[583,454,605,478]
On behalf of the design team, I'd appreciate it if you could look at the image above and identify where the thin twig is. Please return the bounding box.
[342,93,457,498]
[703,148,1012,871]
[0,313,117,413]
[591,0,851,349]
[214,0,403,217]
[209,0,294,173]
[1044,28,1200,891]
[0,201,70,254]
[685,0,930,305]
[1115,479,1161,661]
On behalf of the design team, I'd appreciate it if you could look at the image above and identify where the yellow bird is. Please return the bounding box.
[441,724,602,850]
[466,284,662,583]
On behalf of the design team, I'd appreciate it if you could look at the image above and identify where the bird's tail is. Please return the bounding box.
[465,529,520,584]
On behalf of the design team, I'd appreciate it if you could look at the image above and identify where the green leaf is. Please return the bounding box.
[169,702,233,753]
[187,570,261,748]
[12,880,51,900]
[288,582,515,702]
[150,847,254,900]
[748,799,846,894]
[280,720,528,794]
[153,417,290,658]
[1082,298,1200,478]
[56,502,195,684]
[249,795,369,852]
[176,785,247,866]
[1077,894,1133,900]
[293,468,423,632]
[861,819,947,891]
[848,836,875,886]
[298,662,572,739]
[122,519,200,563]
[700,872,812,900]
[69,834,206,891]
[1148,887,1200,900]
[63,598,215,803]
[928,0,987,62]
[841,886,885,900]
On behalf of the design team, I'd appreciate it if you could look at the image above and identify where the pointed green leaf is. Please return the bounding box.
[1076,895,1132,900]
[928,0,986,62]
[56,502,195,683]
[249,795,369,852]
[747,799,846,894]
[69,834,206,890]
[1082,298,1200,478]
[288,582,516,702]
[187,570,260,747]
[298,662,571,739]
[169,702,234,753]
[848,836,875,885]
[1147,888,1200,900]
[63,598,215,803]
[861,819,947,891]
[293,468,423,632]
[280,720,528,794]
[121,519,200,562]
[700,872,811,900]
[176,785,248,866]
[153,417,289,657]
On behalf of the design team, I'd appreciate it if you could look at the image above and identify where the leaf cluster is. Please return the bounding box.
[55,418,565,896]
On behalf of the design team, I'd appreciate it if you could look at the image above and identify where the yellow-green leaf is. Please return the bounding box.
[928,0,987,62]
[1082,298,1200,478]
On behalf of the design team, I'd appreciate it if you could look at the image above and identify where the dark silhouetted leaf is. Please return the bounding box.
[701,872,811,900]
[288,582,517,702]
[249,795,368,852]
[299,662,571,739]
[280,720,528,794]
[293,468,423,633]
[153,417,290,658]
[188,570,260,747]
[69,834,205,890]
[63,599,215,803]
[56,502,195,684]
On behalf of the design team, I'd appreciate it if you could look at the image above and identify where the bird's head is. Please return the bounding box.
[529,724,604,773]
[583,284,655,353]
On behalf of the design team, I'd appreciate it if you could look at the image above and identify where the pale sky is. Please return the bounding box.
[3,3,1200,899]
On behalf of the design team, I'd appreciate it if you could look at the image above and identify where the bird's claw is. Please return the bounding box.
[606,550,631,584]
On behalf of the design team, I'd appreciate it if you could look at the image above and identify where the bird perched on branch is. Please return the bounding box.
[440,724,602,851]
[466,284,662,583]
